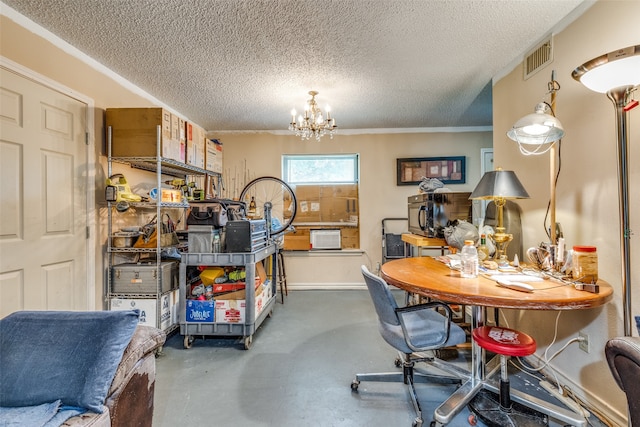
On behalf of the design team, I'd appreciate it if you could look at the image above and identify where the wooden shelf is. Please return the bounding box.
[401,233,447,248]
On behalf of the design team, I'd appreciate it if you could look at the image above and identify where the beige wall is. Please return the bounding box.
[493,0,640,423]
[215,131,491,287]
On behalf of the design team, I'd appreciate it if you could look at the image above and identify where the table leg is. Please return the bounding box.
[433,305,486,424]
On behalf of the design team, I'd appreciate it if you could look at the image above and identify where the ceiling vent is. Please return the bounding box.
[524,37,553,80]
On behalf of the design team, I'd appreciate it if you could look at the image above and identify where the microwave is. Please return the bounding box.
[407,192,472,238]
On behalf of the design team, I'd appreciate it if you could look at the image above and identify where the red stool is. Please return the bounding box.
[468,326,548,426]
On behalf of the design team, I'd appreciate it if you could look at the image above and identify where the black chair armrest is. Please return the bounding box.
[395,301,454,352]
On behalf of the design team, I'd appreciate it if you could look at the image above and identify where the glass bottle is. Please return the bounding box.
[477,234,490,262]
[460,240,479,278]
[248,196,257,216]
[572,245,598,283]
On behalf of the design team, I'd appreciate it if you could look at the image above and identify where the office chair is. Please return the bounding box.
[351,265,467,427]
[605,336,640,427]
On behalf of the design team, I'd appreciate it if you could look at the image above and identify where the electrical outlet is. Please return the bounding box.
[579,331,590,353]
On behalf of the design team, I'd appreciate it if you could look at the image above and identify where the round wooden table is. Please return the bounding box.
[380,256,613,426]
[381,256,612,310]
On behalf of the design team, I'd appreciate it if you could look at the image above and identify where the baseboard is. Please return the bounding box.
[524,354,627,426]
[286,283,367,291]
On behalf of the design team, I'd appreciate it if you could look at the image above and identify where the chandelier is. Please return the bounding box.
[289,90,337,141]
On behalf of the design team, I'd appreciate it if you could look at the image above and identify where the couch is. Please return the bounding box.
[0,310,166,427]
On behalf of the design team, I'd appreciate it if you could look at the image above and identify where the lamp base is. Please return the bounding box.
[490,231,513,266]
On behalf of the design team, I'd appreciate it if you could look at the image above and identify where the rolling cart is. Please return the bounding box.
[179,243,277,350]
[381,218,408,264]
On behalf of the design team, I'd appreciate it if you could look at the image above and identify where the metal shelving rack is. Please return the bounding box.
[106,125,220,333]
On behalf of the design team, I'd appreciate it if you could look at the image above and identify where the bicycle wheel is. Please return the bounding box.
[239,176,297,237]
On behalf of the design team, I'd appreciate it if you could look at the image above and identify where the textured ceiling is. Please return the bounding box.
[3,0,589,132]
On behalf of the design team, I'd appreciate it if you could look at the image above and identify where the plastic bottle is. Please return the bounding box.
[460,240,479,278]
[477,234,489,262]
[213,233,221,253]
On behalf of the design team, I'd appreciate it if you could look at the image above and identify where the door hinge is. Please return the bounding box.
[86,226,90,239]
[85,132,89,145]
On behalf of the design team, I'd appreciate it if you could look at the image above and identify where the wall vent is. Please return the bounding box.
[524,37,553,80]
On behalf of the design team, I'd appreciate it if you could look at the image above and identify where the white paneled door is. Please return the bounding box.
[0,67,89,316]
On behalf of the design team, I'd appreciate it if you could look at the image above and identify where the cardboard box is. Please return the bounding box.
[214,282,264,323]
[185,299,215,323]
[186,122,205,168]
[216,280,263,300]
[106,108,178,159]
[341,227,360,249]
[283,228,311,250]
[160,188,182,203]
[171,289,180,326]
[212,139,223,174]
[177,117,186,163]
[293,184,358,223]
[296,199,322,222]
[283,226,359,250]
[110,295,171,330]
[205,138,217,172]
[215,300,245,324]
[185,121,195,164]
[201,138,223,173]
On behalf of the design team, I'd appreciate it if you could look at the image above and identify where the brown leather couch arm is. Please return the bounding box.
[62,325,166,427]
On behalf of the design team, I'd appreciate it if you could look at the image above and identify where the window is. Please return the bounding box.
[281,154,360,251]
[282,154,359,185]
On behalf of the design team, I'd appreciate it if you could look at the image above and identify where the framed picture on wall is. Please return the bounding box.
[396,156,465,185]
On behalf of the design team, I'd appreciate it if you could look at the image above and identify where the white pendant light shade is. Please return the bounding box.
[507,102,565,145]
[572,45,640,93]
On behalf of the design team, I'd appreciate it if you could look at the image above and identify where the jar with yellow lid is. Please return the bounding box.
[572,246,598,283]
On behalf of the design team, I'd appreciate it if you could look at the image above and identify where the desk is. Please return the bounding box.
[401,233,448,256]
[381,256,613,426]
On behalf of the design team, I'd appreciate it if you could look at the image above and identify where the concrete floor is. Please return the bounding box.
[153,290,606,427]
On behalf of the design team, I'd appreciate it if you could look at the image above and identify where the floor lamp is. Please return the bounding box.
[507,71,565,246]
[572,45,640,337]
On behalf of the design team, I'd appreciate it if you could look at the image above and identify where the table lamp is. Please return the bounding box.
[469,168,530,265]
[572,44,640,337]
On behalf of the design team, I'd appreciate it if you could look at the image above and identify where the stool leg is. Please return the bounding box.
[277,250,288,303]
[499,355,511,410]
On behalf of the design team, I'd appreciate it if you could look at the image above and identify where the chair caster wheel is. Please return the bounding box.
[350,380,359,391]
[394,357,402,367]
[468,413,477,425]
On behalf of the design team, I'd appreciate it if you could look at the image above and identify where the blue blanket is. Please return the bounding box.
[0,400,85,427]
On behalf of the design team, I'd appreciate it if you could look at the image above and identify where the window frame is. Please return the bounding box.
[282,153,359,185]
